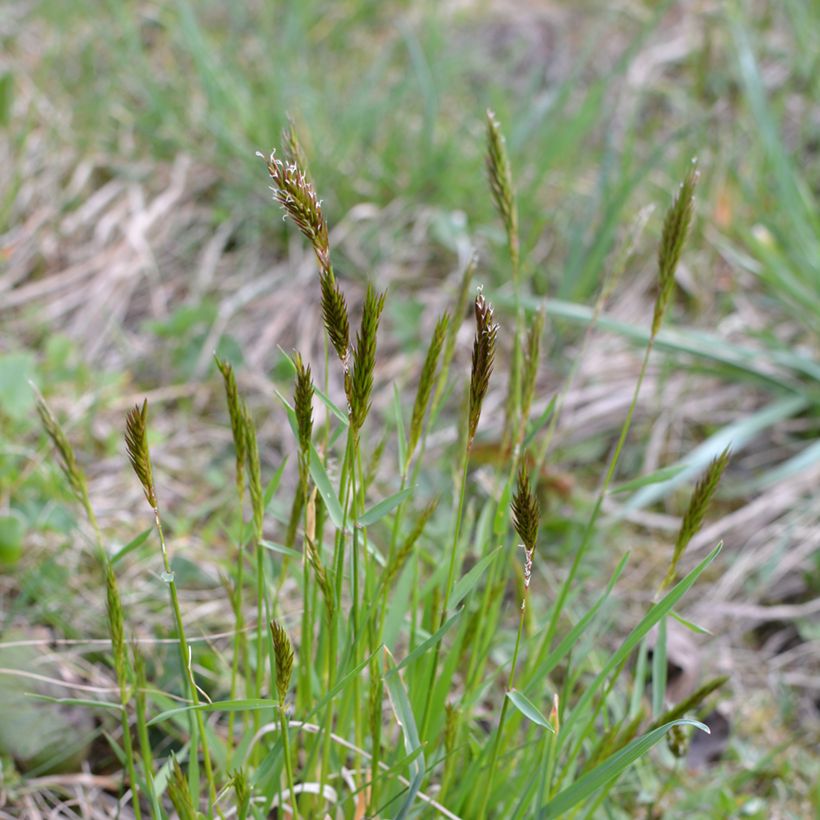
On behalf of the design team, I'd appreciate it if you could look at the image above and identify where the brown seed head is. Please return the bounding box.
[468,289,499,447]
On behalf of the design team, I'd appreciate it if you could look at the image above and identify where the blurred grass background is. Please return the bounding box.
[1,0,818,815]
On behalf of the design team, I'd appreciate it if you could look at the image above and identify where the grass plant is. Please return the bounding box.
[22,118,740,818]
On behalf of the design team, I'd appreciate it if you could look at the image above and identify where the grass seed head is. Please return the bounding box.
[124,399,157,509]
[292,351,314,458]
[320,267,351,366]
[168,755,197,820]
[407,312,450,468]
[350,284,386,432]
[468,287,499,447]
[652,159,699,336]
[282,115,310,180]
[664,446,730,588]
[512,465,539,597]
[270,619,295,703]
[306,532,335,619]
[105,561,127,686]
[230,768,251,813]
[260,148,330,272]
[485,109,519,270]
[384,500,437,590]
[215,355,247,496]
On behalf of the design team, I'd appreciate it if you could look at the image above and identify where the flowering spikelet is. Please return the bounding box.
[260,149,330,272]
[168,755,196,820]
[270,620,295,704]
[35,390,94,518]
[511,465,539,595]
[406,312,450,469]
[652,159,699,337]
[292,351,314,460]
[350,284,386,432]
[124,400,157,509]
[383,500,438,589]
[663,447,730,589]
[468,288,499,447]
[105,561,127,689]
[215,356,247,497]
[485,109,519,271]
[306,535,335,619]
[320,268,351,366]
[512,465,539,553]
[282,116,310,180]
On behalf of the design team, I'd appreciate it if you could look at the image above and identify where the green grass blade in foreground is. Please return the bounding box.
[562,542,722,736]
[506,690,555,732]
[526,552,629,686]
[540,719,709,818]
[383,647,425,819]
[357,487,415,527]
[110,528,152,564]
[260,540,302,560]
[449,545,504,611]
[309,446,345,530]
[395,608,463,672]
[610,465,687,494]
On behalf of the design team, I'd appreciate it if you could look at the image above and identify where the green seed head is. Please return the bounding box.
[124,400,157,509]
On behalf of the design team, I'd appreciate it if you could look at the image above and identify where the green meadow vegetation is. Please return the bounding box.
[1,1,818,817]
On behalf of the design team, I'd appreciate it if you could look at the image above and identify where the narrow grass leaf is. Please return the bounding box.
[148,699,274,727]
[309,447,345,531]
[610,466,687,495]
[263,459,288,509]
[526,553,629,687]
[383,647,425,820]
[396,608,463,672]
[450,545,503,611]
[540,720,709,817]
[111,528,153,565]
[507,690,555,732]
[357,486,415,528]
[669,610,713,636]
[393,384,407,473]
[523,395,557,449]
[651,617,668,717]
[260,540,302,560]
[29,695,124,713]
[564,543,722,734]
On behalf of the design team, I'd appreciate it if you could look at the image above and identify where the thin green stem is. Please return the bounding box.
[279,704,299,819]
[420,444,470,740]
[478,586,529,818]
[154,508,217,809]
[536,339,655,668]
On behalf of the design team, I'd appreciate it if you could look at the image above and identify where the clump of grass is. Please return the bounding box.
[32,117,729,819]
